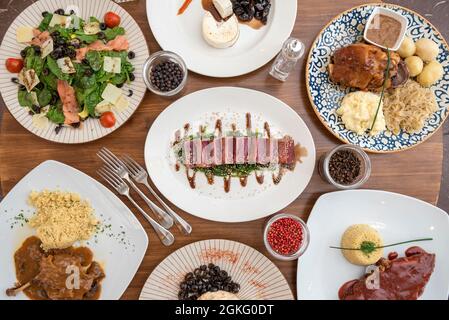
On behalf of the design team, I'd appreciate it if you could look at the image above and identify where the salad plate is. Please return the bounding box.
[0,160,148,300]
[144,87,315,223]
[0,0,149,144]
[306,3,449,153]
[146,0,297,77]
[296,190,449,300]
[140,239,294,300]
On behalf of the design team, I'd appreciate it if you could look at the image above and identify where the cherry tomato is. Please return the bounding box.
[100,111,116,128]
[5,58,24,73]
[104,12,121,28]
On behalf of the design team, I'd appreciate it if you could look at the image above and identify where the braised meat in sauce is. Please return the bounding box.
[339,246,435,300]
[6,236,105,300]
[328,43,401,91]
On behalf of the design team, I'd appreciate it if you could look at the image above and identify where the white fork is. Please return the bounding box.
[122,154,192,235]
[97,147,174,229]
[98,167,174,246]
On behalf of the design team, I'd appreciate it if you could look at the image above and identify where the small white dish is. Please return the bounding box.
[363,7,408,51]
[0,160,149,300]
[297,190,449,300]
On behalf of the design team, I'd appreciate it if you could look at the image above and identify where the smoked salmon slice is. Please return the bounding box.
[57,80,80,125]
[75,36,129,61]
[30,29,50,46]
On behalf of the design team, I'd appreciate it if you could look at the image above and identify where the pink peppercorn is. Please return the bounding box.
[267,217,303,255]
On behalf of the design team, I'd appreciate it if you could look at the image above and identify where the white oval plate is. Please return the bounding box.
[0,0,149,144]
[144,87,315,223]
[297,190,449,300]
[0,160,148,300]
[146,0,297,77]
[140,239,293,300]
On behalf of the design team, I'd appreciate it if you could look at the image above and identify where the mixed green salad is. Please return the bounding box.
[7,8,136,132]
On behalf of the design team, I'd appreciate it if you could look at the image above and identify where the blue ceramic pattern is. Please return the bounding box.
[307,4,449,152]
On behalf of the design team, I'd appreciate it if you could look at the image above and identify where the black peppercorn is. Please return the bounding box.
[150,60,184,93]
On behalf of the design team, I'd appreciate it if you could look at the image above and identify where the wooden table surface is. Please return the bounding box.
[0,0,446,299]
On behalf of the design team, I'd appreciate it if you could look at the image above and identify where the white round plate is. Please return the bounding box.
[139,239,294,300]
[297,190,449,300]
[0,0,149,144]
[146,0,297,77]
[144,87,316,223]
[306,4,449,153]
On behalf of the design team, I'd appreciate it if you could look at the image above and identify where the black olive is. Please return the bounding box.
[50,95,57,105]
[69,39,81,48]
[84,69,93,76]
[99,22,107,30]
[11,77,19,84]
[70,122,81,128]
[97,32,105,40]
[31,105,41,114]
[42,11,49,17]
[51,31,60,38]
[54,9,65,15]
[116,83,124,88]
[127,51,135,59]
[42,68,49,76]
[33,46,41,54]
[69,10,75,15]
[55,124,63,135]
[68,49,76,59]
[50,50,60,60]
[19,85,26,91]
[127,90,133,97]
[129,73,135,81]
[82,58,89,65]
[57,38,66,46]
[20,49,27,58]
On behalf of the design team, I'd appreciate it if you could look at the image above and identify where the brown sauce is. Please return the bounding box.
[186,169,196,189]
[7,236,104,300]
[215,119,222,135]
[202,0,222,22]
[272,167,286,185]
[366,14,402,48]
[255,173,264,184]
[224,176,231,193]
[175,163,180,171]
[206,171,214,185]
[246,113,252,130]
[231,123,237,132]
[184,123,190,134]
[239,176,248,187]
[264,122,271,138]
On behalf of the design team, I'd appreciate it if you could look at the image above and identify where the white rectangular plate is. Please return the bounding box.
[0,160,148,300]
[297,190,449,300]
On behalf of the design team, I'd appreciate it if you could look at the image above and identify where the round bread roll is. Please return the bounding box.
[397,36,415,58]
[405,56,424,77]
[417,60,444,87]
[340,224,383,266]
[415,38,439,62]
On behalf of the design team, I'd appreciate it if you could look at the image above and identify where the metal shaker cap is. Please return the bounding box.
[284,38,305,59]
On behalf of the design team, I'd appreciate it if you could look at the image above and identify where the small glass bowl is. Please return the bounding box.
[318,144,371,190]
[142,50,188,97]
[263,213,310,261]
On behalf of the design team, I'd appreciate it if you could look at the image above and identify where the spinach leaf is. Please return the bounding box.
[38,13,53,32]
[104,27,125,41]
[47,56,69,81]
[25,48,35,70]
[38,88,52,106]
[32,56,44,76]
[76,32,98,44]
[84,87,102,117]
[49,25,71,39]
[80,75,97,88]
[89,16,100,23]
[18,90,34,107]
[86,51,102,71]
[40,72,58,91]
[46,105,65,124]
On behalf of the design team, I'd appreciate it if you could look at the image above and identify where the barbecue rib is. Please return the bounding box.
[339,247,435,300]
[328,43,401,91]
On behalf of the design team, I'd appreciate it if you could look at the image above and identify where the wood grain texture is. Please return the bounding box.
[0,0,443,299]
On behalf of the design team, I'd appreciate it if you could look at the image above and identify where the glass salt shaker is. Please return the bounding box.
[269,37,305,81]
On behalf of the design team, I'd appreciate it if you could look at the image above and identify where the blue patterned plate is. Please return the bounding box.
[306,3,449,153]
